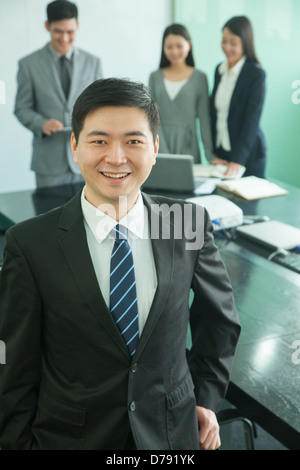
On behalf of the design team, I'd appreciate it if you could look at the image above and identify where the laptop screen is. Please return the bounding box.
[142,153,195,193]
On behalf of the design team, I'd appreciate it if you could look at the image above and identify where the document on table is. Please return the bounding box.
[193,163,246,179]
[217,176,289,200]
[194,178,222,195]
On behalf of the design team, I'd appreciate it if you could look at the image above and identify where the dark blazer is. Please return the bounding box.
[0,192,240,450]
[210,60,267,177]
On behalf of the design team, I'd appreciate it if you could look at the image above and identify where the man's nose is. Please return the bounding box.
[105,143,127,165]
[61,32,70,42]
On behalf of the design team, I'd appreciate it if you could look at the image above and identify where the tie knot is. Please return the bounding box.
[112,224,128,241]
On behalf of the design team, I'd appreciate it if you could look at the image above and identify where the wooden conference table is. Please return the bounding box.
[0,179,300,449]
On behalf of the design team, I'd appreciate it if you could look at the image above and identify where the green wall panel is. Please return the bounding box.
[174,0,300,187]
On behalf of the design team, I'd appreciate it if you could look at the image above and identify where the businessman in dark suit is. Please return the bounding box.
[14,0,102,188]
[0,78,240,450]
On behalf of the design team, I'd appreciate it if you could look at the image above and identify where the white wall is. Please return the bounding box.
[0,0,172,193]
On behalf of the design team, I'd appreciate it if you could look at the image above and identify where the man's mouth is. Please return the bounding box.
[101,172,129,179]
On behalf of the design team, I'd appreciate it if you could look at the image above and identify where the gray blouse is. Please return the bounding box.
[149,69,213,163]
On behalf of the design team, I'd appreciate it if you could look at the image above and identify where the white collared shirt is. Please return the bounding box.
[215,56,246,151]
[164,78,188,100]
[81,188,157,335]
[47,42,74,61]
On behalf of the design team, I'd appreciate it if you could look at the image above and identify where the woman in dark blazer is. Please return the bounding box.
[210,16,266,178]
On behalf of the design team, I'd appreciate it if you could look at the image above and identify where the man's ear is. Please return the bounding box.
[45,21,50,32]
[71,133,78,163]
[153,135,159,165]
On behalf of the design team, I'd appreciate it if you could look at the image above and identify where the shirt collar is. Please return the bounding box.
[219,56,246,76]
[47,42,74,61]
[81,187,146,244]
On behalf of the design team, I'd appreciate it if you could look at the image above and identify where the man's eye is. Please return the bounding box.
[93,140,106,145]
[128,140,141,144]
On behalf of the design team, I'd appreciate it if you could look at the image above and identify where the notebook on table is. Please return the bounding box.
[217,176,288,201]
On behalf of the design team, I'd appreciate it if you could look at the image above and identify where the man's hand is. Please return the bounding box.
[196,406,221,450]
[42,119,64,136]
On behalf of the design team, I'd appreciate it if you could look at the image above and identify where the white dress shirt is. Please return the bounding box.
[164,78,188,100]
[215,56,246,151]
[81,189,157,335]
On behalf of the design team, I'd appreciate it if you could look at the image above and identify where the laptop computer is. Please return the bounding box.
[142,153,195,193]
[237,220,300,250]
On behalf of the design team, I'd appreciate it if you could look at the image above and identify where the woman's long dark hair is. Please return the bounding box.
[159,23,195,68]
[223,16,260,64]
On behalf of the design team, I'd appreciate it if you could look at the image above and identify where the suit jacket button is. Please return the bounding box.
[129,401,136,412]
[131,364,137,373]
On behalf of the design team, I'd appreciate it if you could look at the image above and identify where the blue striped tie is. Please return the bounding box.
[110,224,139,357]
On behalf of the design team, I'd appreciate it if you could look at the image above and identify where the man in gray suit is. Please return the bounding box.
[14,0,102,188]
[0,78,240,450]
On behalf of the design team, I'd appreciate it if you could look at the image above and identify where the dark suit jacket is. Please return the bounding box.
[210,60,267,177]
[0,192,240,450]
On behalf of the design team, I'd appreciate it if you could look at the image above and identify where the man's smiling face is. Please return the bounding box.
[45,18,78,55]
[71,106,159,213]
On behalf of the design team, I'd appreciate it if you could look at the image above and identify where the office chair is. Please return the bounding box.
[217,408,257,450]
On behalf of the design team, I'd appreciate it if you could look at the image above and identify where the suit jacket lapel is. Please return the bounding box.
[211,66,222,125]
[40,44,67,103]
[134,193,174,358]
[229,61,248,116]
[58,192,130,359]
[67,47,80,106]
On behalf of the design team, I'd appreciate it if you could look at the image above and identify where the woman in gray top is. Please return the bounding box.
[149,24,213,163]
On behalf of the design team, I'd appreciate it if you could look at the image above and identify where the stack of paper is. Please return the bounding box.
[217,176,289,200]
[193,164,245,179]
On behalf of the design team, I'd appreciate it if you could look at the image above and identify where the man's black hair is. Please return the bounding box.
[72,78,160,144]
[47,0,78,23]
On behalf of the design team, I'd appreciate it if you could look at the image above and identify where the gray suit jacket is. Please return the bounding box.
[14,44,102,175]
[0,192,240,450]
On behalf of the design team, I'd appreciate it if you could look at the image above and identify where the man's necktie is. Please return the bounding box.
[59,56,70,99]
[110,225,139,357]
